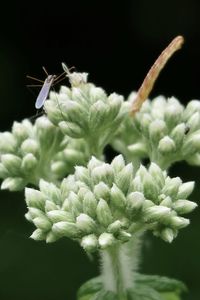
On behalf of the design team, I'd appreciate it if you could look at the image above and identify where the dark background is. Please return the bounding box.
[0,1,200,299]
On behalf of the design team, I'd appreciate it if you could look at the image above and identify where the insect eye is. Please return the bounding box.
[184,125,190,135]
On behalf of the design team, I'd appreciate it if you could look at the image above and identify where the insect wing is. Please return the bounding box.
[35,77,53,109]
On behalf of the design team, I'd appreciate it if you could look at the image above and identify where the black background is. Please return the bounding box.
[0,1,200,300]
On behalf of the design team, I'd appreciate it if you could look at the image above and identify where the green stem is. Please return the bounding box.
[100,235,141,299]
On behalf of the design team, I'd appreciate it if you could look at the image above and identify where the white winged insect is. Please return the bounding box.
[27,67,66,109]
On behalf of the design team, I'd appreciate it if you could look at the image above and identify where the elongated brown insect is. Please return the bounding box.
[130,35,184,115]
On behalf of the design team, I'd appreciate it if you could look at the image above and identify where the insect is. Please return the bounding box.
[131,36,184,115]
[27,67,66,109]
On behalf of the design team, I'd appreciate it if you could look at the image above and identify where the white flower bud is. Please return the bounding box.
[177,181,194,198]
[160,228,174,243]
[187,112,200,132]
[39,180,61,205]
[107,93,123,119]
[76,213,96,234]
[111,155,125,173]
[69,72,88,87]
[127,143,147,157]
[170,123,186,148]
[91,164,114,186]
[1,154,22,175]
[45,200,58,212]
[173,200,197,214]
[44,100,62,124]
[164,98,183,127]
[115,163,133,194]
[89,86,106,100]
[107,220,122,234]
[89,101,108,130]
[110,183,126,209]
[25,188,46,210]
[21,139,39,156]
[132,176,143,193]
[68,191,82,216]
[158,136,176,154]
[47,210,74,223]
[0,132,17,152]
[75,166,90,185]
[144,206,171,222]
[33,216,52,231]
[160,196,172,207]
[1,177,25,191]
[98,233,115,249]
[83,191,97,218]
[21,153,37,172]
[126,192,145,215]
[148,163,165,189]
[117,230,132,242]
[28,207,45,219]
[167,216,189,229]
[12,121,29,140]
[60,175,78,197]
[162,177,182,198]
[30,229,46,241]
[46,231,60,243]
[96,199,113,227]
[59,121,84,138]
[149,120,167,143]
[0,163,9,178]
[94,182,110,200]
[183,100,200,120]
[81,234,98,252]
[52,221,80,238]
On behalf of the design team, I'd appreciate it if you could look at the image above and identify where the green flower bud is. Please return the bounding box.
[144,206,171,222]
[68,191,82,216]
[28,207,45,219]
[158,136,176,154]
[160,196,172,207]
[21,153,37,172]
[177,181,194,198]
[76,213,96,234]
[44,100,62,124]
[81,234,98,252]
[33,216,52,231]
[30,229,46,241]
[93,182,110,200]
[96,199,113,227]
[110,183,126,209]
[89,101,108,130]
[52,221,80,238]
[98,233,115,249]
[25,188,46,210]
[126,192,145,215]
[51,161,67,176]
[1,177,25,191]
[75,166,90,186]
[1,154,22,175]
[173,200,197,214]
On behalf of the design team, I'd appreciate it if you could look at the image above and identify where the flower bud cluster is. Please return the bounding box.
[0,116,88,191]
[112,94,200,168]
[25,155,196,252]
[44,75,125,148]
